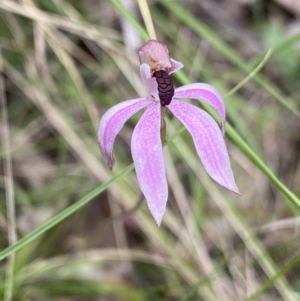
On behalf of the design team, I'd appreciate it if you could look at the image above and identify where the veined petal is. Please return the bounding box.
[174,83,226,134]
[168,100,239,194]
[131,103,168,225]
[169,58,184,74]
[97,98,150,169]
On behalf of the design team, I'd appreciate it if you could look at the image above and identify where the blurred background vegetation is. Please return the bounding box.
[1,0,300,300]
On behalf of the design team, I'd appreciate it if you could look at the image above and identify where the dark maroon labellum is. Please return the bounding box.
[152,70,174,107]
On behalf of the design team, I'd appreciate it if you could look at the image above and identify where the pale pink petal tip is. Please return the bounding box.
[174,83,226,134]
[168,100,239,194]
[169,58,184,74]
[131,103,168,226]
[97,98,150,169]
[232,185,241,195]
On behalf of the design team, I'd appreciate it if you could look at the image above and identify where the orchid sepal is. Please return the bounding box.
[131,103,168,226]
[168,100,240,194]
[174,83,226,134]
[169,58,184,74]
[97,97,151,169]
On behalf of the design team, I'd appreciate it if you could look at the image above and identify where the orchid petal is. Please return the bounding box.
[169,58,184,74]
[168,100,239,194]
[97,97,150,169]
[174,83,226,134]
[131,103,168,225]
[140,63,159,101]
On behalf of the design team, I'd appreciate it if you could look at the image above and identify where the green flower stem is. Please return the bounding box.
[137,0,157,40]
[160,106,167,145]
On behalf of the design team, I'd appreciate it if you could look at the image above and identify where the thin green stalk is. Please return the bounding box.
[160,0,300,118]
[244,251,300,301]
[160,106,167,144]
[171,70,300,209]
[173,73,300,210]
[137,0,156,39]
[0,49,17,300]
[110,0,148,41]
[0,165,133,261]
[224,48,273,98]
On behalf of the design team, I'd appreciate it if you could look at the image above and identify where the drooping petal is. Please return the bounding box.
[140,63,159,101]
[174,83,226,134]
[169,58,184,74]
[131,103,168,225]
[97,97,150,169]
[168,100,240,194]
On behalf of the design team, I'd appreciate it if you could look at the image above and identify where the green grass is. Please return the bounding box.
[1,0,300,300]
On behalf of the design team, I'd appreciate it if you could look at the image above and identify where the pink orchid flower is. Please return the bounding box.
[98,40,240,225]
